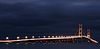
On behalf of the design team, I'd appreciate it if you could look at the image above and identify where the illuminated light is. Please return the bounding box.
[52,36,54,38]
[17,37,20,39]
[55,36,58,38]
[6,37,9,40]
[32,36,34,38]
[43,36,46,38]
[48,36,50,38]
[25,36,28,39]
[61,36,63,37]
[58,36,60,37]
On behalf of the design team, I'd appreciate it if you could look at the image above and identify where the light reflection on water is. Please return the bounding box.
[0,43,100,49]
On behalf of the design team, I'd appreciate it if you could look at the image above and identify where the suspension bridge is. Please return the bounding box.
[0,24,98,43]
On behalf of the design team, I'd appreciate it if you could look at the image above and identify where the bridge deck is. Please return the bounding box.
[0,36,98,43]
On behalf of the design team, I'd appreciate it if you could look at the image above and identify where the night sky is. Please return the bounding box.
[0,0,100,41]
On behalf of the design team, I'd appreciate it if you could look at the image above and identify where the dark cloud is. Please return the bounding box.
[0,0,100,40]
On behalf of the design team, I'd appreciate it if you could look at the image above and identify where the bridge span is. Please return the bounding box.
[0,35,98,43]
[0,24,98,44]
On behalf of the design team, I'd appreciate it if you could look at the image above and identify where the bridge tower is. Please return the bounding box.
[87,29,91,42]
[78,24,83,37]
[87,29,91,39]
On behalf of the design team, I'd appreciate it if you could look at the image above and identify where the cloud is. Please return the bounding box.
[0,0,99,41]
[0,0,100,34]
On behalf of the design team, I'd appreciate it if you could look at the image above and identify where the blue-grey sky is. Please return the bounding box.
[0,0,100,41]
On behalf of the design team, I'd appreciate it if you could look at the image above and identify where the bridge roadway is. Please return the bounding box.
[0,36,98,43]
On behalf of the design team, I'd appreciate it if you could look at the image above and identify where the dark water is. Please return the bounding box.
[0,43,100,49]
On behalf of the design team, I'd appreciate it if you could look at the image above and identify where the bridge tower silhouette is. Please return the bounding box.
[78,24,83,37]
[87,29,91,38]
[87,29,91,42]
